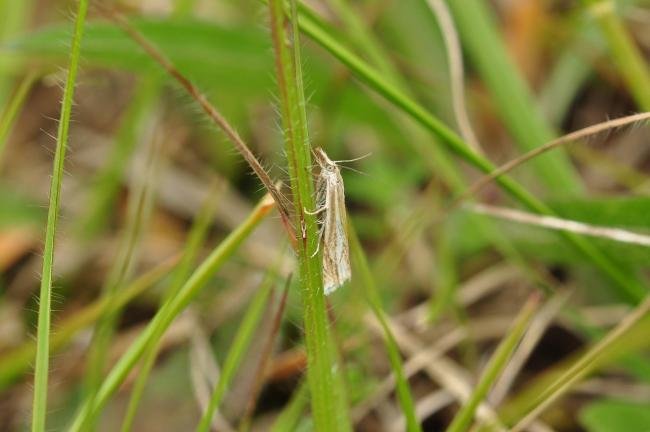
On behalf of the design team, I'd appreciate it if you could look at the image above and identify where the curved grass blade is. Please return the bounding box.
[454,112,650,206]
[0,71,37,165]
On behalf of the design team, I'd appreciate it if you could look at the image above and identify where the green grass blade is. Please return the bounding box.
[350,227,422,432]
[324,0,402,87]
[581,0,650,110]
[444,0,582,194]
[428,223,459,322]
[292,5,646,302]
[119,184,221,432]
[539,23,602,126]
[0,0,32,105]
[268,0,350,430]
[31,1,89,431]
[78,75,161,239]
[67,195,275,431]
[173,0,197,16]
[195,273,275,431]
[446,294,540,432]
[0,257,177,390]
[0,71,37,165]
[269,380,310,432]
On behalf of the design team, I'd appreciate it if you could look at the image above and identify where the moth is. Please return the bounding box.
[308,147,351,295]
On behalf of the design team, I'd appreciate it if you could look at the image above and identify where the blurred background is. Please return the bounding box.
[1,0,650,431]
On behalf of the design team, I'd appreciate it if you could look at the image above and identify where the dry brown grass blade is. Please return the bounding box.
[363,309,556,432]
[99,6,295,243]
[425,0,483,154]
[351,328,463,424]
[469,203,650,247]
[239,274,292,432]
[454,111,650,206]
[188,310,236,432]
[363,314,507,428]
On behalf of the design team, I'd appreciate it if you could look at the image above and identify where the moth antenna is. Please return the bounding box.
[339,165,368,176]
[332,152,372,164]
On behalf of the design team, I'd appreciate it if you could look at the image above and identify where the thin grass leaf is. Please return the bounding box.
[0,71,37,165]
[581,0,650,110]
[0,256,177,390]
[195,272,275,431]
[324,0,402,87]
[7,19,271,99]
[0,0,32,105]
[446,294,540,432]
[67,194,275,431]
[455,112,650,205]
[31,1,89,430]
[78,75,161,239]
[539,24,602,125]
[428,222,459,323]
[119,183,222,432]
[268,0,349,430]
[350,226,422,432]
[269,379,310,432]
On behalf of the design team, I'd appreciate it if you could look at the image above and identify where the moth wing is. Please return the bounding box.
[322,172,351,295]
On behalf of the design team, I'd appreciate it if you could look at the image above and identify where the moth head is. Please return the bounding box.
[313,147,336,170]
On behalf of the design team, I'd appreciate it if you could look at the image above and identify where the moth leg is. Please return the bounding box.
[310,224,325,258]
[304,204,327,215]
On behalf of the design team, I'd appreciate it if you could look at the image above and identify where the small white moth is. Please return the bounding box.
[309,147,351,295]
